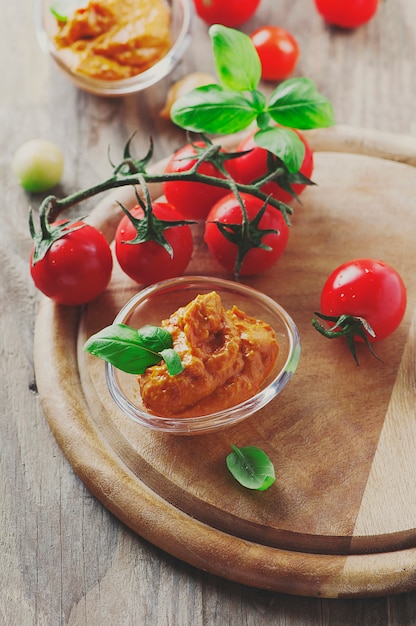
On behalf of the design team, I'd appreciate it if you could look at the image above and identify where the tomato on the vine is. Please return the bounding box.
[232,129,314,205]
[30,221,113,306]
[314,0,379,29]
[318,258,407,343]
[249,26,299,81]
[204,192,289,276]
[114,202,193,285]
[162,142,237,220]
[193,0,261,27]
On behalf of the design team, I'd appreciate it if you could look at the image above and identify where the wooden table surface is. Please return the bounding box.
[2,1,416,624]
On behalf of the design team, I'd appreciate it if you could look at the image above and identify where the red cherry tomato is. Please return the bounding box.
[30,221,113,306]
[232,129,314,205]
[193,0,261,27]
[314,0,379,29]
[320,259,407,342]
[115,203,193,285]
[250,26,299,81]
[204,192,289,276]
[162,142,237,220]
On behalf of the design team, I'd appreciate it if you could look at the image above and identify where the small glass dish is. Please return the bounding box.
[34,0,192,96]
[105,276,301,435]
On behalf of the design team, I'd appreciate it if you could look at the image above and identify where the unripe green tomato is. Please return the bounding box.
[12,139,64,192]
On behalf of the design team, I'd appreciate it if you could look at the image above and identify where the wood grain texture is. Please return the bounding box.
[3,0,416,622]
[34,127,416,598]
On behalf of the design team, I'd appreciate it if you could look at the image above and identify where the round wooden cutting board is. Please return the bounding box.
[34,126,416,598]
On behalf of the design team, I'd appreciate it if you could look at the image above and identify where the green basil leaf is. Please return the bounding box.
[268,77,335,130]
[159,348,184,376]
[209,24,262,91]
[254,126,305,173]
[226,444,276,491]
[84,324,161,374]
[171,85,259,134]
[83,323,184,376]
[136,324,173,352]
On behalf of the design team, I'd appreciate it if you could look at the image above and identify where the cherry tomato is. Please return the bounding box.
[12,139,64,193]
[115,203,193,285]
[232,129,314,205]
[314,0,379,29]
[250,26,299,81]
[204,192,289,276]
[193,0,261,27]
[162,142,237,220]
[320,259,407,342]
[30,221,113,306]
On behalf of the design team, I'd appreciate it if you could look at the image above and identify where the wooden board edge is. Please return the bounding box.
[304,125,416,166]
[33,125,416,598]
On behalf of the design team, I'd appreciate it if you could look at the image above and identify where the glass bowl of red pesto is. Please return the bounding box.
[34,0,192,96]
[105,276,301,435]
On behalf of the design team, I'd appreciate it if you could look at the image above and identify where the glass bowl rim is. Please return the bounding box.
[34,0,193,96]
[105,276,301,434]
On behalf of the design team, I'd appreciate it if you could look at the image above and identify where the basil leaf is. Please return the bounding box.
[159,348,184,376]
[268,77,335,130]
[209,24,262,91]
[84,324,159,374]
[171,85,259,135]
[136,324,173,352]
[83,323,183,376]
[254,127,305,173]
[170,28,334,141]
[226,444,276,491]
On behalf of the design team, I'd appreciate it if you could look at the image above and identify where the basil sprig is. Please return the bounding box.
[171,25,335,173]
[226,444,276,491]
[84,323,184,376]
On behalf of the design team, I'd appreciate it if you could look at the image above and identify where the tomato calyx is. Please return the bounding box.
[117,177,195,258]
[312,311,381,366]
[110,133,154,178]
[173,134,238,174]
[241,148,315,203]
[209,195,279,277]
[29,207,87,265]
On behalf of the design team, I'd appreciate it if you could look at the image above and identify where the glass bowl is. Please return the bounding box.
[105,276,301,435]
[34,0,192,96]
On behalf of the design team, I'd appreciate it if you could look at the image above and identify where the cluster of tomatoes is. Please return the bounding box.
[30,130,312,305]
[193,0,380,83]
[160,130,313,276]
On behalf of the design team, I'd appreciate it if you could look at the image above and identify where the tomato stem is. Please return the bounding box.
[36,137,294,226]
[32,135,296,278]
[312,311,382,366]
